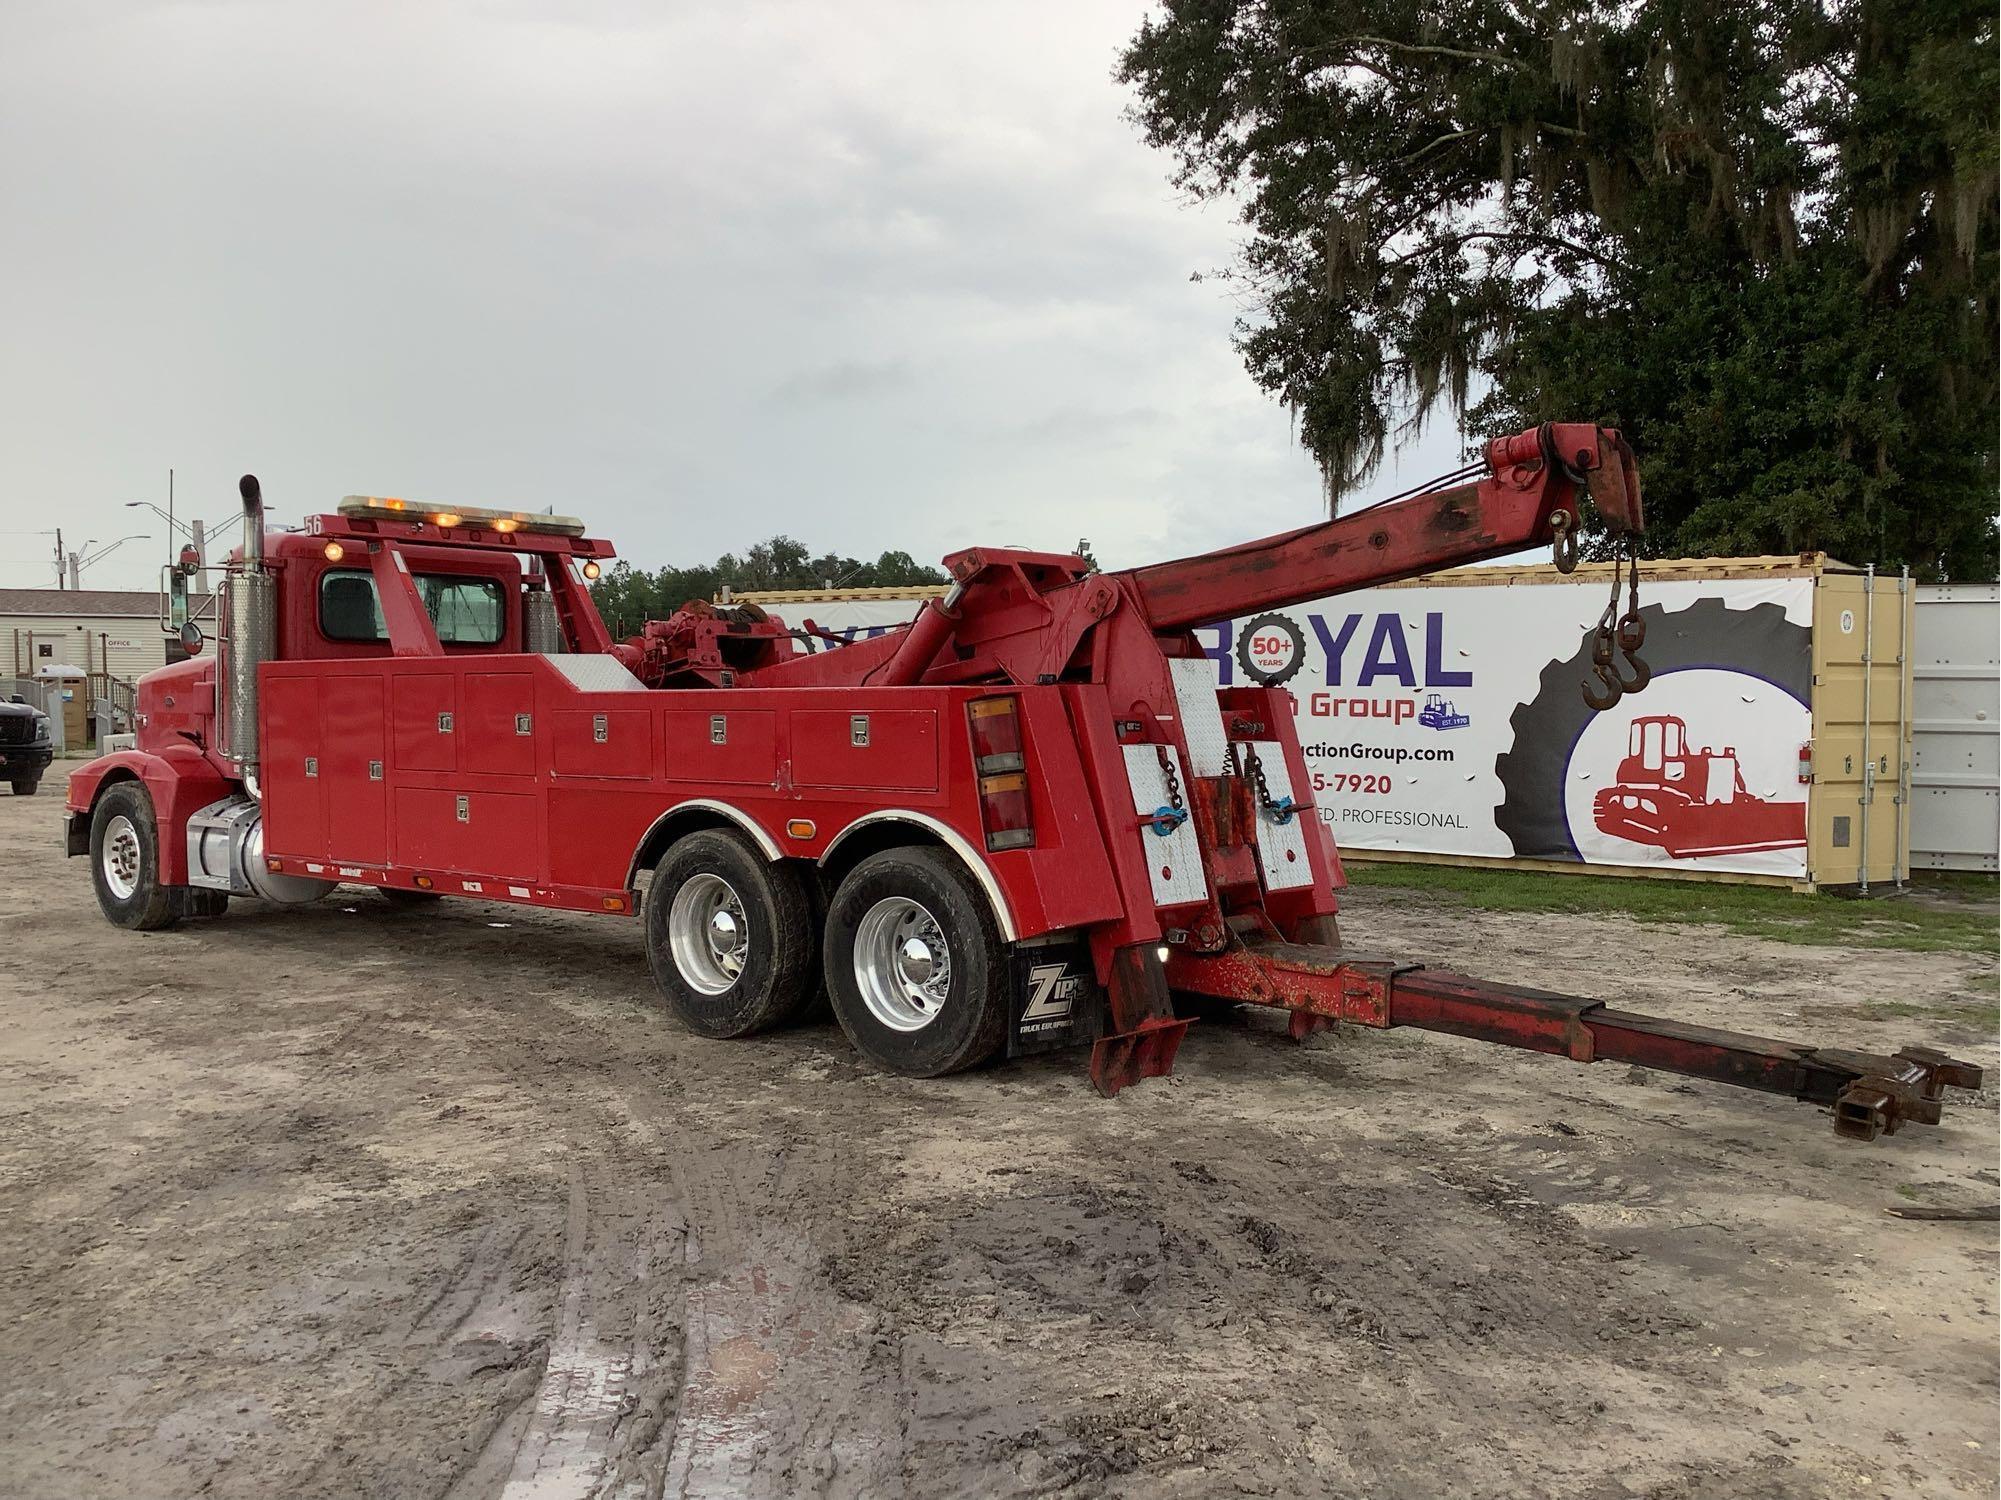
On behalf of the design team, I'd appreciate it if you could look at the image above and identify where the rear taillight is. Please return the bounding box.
[969,696,1034,851]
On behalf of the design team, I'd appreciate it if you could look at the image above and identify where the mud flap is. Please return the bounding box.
[1006,939,1107,1059]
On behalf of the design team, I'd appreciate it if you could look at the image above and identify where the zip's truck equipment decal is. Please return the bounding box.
[65,429,1979,1142]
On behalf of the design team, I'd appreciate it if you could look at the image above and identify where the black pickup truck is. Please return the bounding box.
[0,695,54,795]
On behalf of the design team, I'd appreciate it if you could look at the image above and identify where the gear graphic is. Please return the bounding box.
[1236,612,1307,688]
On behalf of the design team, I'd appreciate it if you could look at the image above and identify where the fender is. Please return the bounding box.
[65,745,238,884]
[819,809,1020,942]
[622,796,786,889]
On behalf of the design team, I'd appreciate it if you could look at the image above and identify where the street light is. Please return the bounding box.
[70,534,149,587]
[126,500,227,567]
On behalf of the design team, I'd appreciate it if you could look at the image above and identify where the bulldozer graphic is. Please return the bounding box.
[1591,713,1806,858]
[1417,692,1470,730]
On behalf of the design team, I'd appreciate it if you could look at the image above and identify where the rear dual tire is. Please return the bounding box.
[644,829,817,1038]
[823,848,1008,1078]
[643,834,1011,1078]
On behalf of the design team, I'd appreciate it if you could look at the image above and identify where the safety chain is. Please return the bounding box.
[1582,538,1651,710]
[1241,744,1298,826]
[1148,744,1190,837]
[1157,744,1185,815]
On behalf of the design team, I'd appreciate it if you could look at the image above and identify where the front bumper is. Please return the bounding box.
[0,746,54,776]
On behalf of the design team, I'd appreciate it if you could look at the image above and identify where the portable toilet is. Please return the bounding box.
[34,664,89,748]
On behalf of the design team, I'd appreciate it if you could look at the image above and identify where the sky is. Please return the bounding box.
[0,0,1464,594]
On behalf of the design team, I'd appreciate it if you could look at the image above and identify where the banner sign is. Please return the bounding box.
[776,576,1815,878]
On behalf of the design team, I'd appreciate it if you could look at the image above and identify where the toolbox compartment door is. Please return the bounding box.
[792,709,938,791]
[392,674,457,772]
[320,675,388,865]
[552,708,653,780]
[463,672,536,777]
[662,710,777,786]
[261,674,327,858]
[392,786,544,881]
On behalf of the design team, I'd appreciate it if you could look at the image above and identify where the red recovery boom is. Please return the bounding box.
[1126,422,1640,631]
[746,422,1640,693]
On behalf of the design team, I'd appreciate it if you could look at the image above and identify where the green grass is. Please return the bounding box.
[1345,862,1999,954]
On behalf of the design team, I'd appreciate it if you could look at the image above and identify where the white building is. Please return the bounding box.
[0,588,199,692]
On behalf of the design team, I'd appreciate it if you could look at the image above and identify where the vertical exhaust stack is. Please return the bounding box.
[522,565,564,653]
[218,474,277,787]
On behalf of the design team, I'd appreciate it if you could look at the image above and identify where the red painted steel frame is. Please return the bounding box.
[1164,942,1982,1140]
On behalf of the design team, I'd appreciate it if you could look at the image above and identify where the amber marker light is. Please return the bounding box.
[581,560,602,580]
[786,819,816,839]
[323,542,344,561]
[431,512,463,528]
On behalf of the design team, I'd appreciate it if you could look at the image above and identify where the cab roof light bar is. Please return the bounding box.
[337,496,587,538]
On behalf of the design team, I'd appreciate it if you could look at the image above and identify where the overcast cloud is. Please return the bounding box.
[1,1,1460,592]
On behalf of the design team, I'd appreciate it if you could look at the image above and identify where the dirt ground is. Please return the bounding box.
[3,771,1996,1500]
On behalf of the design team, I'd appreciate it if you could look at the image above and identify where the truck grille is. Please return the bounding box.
[0,717,29,746]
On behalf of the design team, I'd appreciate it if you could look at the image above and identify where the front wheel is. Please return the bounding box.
[824,847,1008,1077]
[90,782,179,931]
[11,775,39,797]
[645,829,816,1038]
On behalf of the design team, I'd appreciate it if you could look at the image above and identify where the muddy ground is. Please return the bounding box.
[2,772,1996,1500]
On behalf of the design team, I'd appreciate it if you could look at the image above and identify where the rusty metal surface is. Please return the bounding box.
[1163,941,1401,1027]
[1089,1018,1192,1097]
[1164,937,1982,1142]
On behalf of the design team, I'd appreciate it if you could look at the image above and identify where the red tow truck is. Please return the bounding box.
[64,425,1979,1140]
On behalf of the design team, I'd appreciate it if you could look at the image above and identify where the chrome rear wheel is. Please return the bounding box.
[668,872,749,995]
[853,896,952,1032]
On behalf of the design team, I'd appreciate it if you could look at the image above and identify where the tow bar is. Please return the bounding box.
[1165,939,1983,1140]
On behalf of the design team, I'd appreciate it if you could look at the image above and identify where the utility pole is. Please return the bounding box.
[68,552,81,590]
[53,528,64,590]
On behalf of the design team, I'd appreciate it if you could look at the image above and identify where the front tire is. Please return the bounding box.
[11,775,39,797]
[89,782,179,931]
[824,847,1008,1077]
[645,829,815,1038]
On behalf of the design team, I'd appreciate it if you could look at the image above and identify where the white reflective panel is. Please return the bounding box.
[1122,743,1208,908]
[1247,741,1315,891]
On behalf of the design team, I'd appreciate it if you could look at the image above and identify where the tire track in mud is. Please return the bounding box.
[468,983,901,1499]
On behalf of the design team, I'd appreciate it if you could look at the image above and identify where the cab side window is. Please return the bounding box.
[318,571,506,645]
